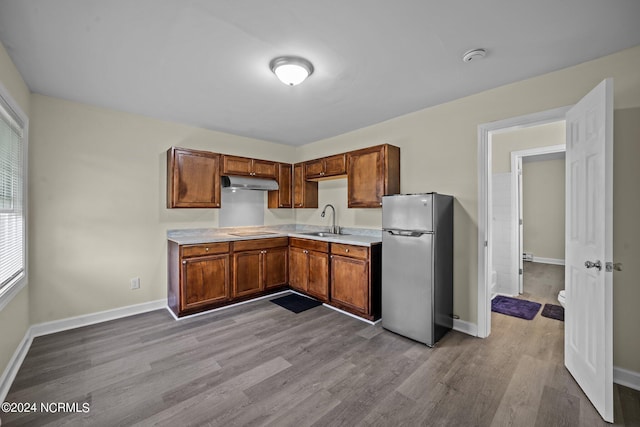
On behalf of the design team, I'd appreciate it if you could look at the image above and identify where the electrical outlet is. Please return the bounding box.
[130,277,140,290]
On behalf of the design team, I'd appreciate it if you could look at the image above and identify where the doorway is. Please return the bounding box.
[512,144,566,297]
[489,123,565,299]
[516,148,566,315]
[477,106,569,338]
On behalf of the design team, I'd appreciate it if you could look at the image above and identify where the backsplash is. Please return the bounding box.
[219,189,265,227]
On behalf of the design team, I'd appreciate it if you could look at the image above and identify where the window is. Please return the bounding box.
[0,84,27,310]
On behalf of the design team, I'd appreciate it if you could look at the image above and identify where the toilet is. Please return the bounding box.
[558,290,566,308]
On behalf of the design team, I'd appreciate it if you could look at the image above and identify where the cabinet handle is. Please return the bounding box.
[345,249,349,253]
[205,247,209,252]
[182,260,186,265]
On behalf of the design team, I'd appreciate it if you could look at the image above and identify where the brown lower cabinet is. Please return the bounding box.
[330,243,381,320]
[169,236,380,320]
[289,238,329,302]
[168,241,231,317]
[168,237,288,317]
[232,237,289,298]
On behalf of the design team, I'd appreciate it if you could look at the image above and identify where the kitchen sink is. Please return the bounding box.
[299,232,351,237]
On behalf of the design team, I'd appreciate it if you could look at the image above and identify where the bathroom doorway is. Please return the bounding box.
[489,121,566,303]
[514,146,566,300]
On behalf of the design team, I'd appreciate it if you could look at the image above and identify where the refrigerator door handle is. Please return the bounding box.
[386,230,425,237]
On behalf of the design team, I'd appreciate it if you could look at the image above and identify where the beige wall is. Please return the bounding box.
[295,45,640,372]
[612,107,640,372]
[491,123,566,261]
[0,42,31,377]
[492,121,565,173]
[28,95,295,324]
[522,158,565,260]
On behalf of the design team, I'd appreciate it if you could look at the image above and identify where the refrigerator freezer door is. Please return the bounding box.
[381,231,434,345]
[382,194,433,232]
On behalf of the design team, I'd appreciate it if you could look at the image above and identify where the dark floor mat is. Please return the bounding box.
[270,293,322,313]
[541,303,564,321]
[491,295,541,320]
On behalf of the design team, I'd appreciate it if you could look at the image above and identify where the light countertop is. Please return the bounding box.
[167,224,382,247]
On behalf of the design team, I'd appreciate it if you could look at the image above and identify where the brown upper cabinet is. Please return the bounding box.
[167,147,221,208]
[268,163,293,209]
[305,153,347,180]
[293,163,318,208]
[168,144,399,209]
[221,155,277,179]
[347,144,400,208]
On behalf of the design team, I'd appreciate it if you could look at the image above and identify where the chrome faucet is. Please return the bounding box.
[320,204,338,234]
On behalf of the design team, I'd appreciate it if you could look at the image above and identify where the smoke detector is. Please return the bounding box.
[462,48,486,62]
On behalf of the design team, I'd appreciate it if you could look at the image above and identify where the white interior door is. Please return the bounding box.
[564,79,613,422]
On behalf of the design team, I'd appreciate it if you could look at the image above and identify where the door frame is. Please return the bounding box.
[477,106,570,338]
[511,144,566,295]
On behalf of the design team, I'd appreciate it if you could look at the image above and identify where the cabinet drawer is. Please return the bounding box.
[181,242,230,258]
[232,237,288,252]
[331,243,368,260]
[289,237,329,253]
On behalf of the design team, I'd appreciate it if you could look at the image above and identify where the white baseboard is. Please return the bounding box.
[453,318,478,336]
[0,299,165,402]
[29,299,166,337]
[0,330,33,404]
[614,366,640,391]
[532,257,565,265]
[321,303,379,325]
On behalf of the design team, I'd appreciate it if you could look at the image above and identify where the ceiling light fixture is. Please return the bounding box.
[462,48,486,62]
[269,56,314,86]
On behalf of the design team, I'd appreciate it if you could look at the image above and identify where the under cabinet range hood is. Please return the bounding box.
[221,175,279,191]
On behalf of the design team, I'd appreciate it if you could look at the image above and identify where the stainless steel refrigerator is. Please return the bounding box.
[381,193,453,346]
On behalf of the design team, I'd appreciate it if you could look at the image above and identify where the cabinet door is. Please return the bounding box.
[304,159,325,179]
[221,155,253,176]
[331,255,369,313]
[293,163,318,208]
[268,163,292,208]
[167,147,220,208]
[264,247,288,290]
[323,154,347,177]
[182,254,230,310]
[289,246,308,292]
[233,250,263,297]
[252,159,277,179]
[307,250,329,302]
[347,146,384,208]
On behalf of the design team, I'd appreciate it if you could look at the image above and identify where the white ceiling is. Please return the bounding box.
[1,1,640,146]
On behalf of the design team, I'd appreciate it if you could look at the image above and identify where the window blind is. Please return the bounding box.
[0,93,25,292]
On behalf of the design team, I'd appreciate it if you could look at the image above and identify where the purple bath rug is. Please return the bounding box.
[491,295,541,320]
[541,303,564,321]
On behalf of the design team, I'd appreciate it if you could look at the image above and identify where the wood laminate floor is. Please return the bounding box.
[2,265,639,426]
